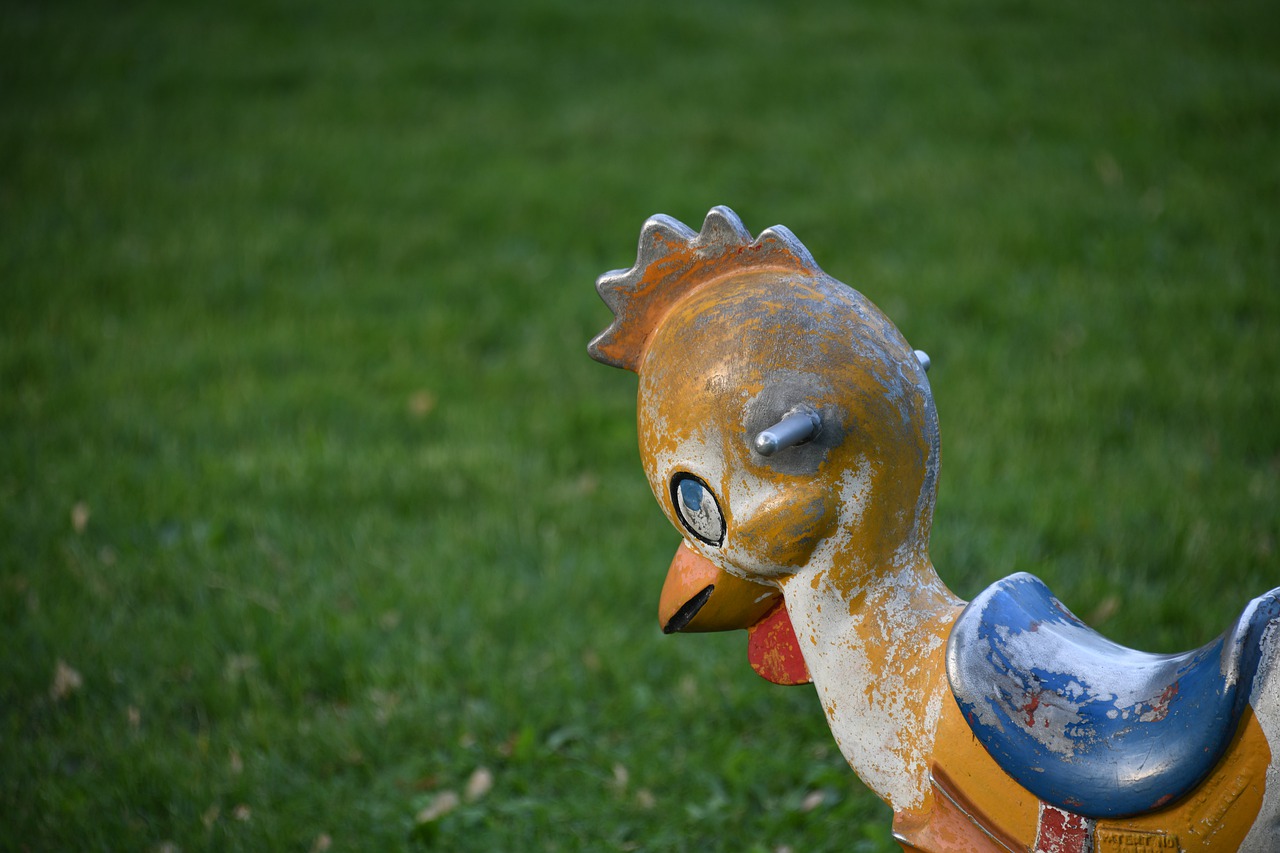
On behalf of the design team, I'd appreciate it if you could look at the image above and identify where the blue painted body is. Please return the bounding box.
[947,573,1280,818]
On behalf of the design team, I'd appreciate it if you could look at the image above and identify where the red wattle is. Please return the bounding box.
[747,603,811,685]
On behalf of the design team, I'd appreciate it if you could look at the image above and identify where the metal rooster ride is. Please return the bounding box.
[588,206,1280,852]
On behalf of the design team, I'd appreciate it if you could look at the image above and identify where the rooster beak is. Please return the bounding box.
[658,542,781,633]
[658,542,812,685]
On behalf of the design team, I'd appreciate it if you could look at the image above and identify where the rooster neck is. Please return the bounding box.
[782,558,963,812]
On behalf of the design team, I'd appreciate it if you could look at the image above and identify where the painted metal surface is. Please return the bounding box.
[948,573,1280,819]
[588,205,1280,851]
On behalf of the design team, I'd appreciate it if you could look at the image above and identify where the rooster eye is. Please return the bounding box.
[671,474,725,546]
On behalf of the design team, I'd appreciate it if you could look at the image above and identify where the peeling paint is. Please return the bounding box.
[1240,624,1280,851]
[591,206,1280,849]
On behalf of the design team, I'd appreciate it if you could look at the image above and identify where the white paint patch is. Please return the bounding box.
[952,591,1201,758]
[799,464,874,580]
[784,563,951,810]
[1239,621,1280,851]
[645,428,724,541]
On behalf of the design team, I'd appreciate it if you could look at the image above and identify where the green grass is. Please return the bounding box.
[2,0,1278,849]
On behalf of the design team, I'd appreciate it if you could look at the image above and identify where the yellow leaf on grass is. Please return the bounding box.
[801,790,826,812]
[72,502,90,534]
[611,763,629,792]
[415,790,460,824]
[408,390,436,418]
[465,766,493,801]
[50,660,83,701]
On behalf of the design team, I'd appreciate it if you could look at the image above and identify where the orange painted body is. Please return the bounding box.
[589,207,1280,851]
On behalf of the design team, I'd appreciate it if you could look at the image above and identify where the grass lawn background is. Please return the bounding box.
[2,0,1278,849]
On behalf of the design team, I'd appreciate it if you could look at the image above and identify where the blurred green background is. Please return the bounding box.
[2,0,1277,849]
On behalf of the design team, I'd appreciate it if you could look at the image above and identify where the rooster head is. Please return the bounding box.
[589,207,939,685]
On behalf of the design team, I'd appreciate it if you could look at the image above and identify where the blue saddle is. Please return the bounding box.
[946,572,1280,818]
